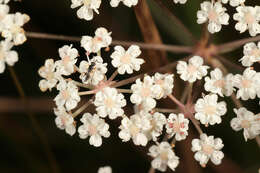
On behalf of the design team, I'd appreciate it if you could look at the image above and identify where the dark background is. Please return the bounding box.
[0,0,259,173]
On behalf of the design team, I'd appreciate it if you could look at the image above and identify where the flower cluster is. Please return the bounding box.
[70,0,139,21]
[195,0,260,36]
[0,0,29,73]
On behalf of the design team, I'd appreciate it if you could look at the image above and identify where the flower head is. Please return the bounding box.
[54,79,81,111]
[197,2,229,33]
[233,5,260,36]
[1,12,30,45]
[130,76,160,111]
[55,45,78,76]
[240,42,260,67]
[54,107,76,136]
[79,56,107,86]
[119,112,151,146]
[195,94,227,126]
[166,113,189,141]
[221,0,245,7]
[191,133,224,166]
[81,27,112,53]
[94,87,126,119]
[111,45,144,74]
[78,113,110,147]
[38,59,60,92]
[110,0,138,7]
[233,67,260,100]
[177,56,209,83]
[98,166,112,173]
[204,68,234,97]
[0,39,18,73]
[71,0,101,21]
[148,142,179,172]
[153,73,174,99]
[231,107,260,141]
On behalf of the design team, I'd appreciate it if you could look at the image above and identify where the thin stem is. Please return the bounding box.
[8,67,60,173]
[148,167,155,173]
[79,90,95,96]
[72,98,93,118]
[154,108,179,113]
[216,55,245,72]
[255,136,260,148]
[189,116,203,135]
[217,35,260,54]
[187,83,193,104]
[117,89,132,93]
[168,94,185,110]
[26,31,193,54]
[109,70,118,81]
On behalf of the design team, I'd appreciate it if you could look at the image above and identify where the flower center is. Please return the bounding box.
[83,0,91,6]
[187,65,197,73]
[63,56,71,65]
[160,151,169,161]
[60,116,68,126]
[202,144,214,155]
[88,124,97,135]
[213,79,225,88]
[11,25,23,34]
[104,98,115,108]
[250,48,260,57]
[120,54,131,64]
[241,120,251,128]
[61,90,70,100]
[208,10,218,22]
[245,12,255,25]
[204,105,216,115]
[141,87,151,97]
[241,79,252,88]
[92,36,102,44]
[130,125,140,136]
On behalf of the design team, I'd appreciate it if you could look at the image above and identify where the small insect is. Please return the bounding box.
[81,61,97,83]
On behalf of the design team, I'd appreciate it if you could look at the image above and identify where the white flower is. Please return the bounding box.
[78,113,110,147]
[204,68,234,97]
[70,0,101,21]
[195,94,227,126]
[191,134,224,166]
[153,73,174,99]
[166,113,189,141]
[55,45,78,76]
[0,4,9,30]
[118,112,151,146]
[1,12,30,45]
[0,0,10,4]
[111,45,144,74]
[0,39,18,73]
[81,27,112,53]
[240,42,260,67]
[173,0,187,4]
[146,112,166,141]
[79,56,107,86]
[221,0,245,7]
[177,56,209,83]
[148,142,179,172]
[197,2,229,34]
[54,107,76,136]
[233,67,260,100]
[54,80,80,111]
[110,0,138,7]
[94,87,126,119]
[98,166,112,173]
[130,76,160,111]
[38,59,60,92]
[233,5,260,36]
[231,107,260,141]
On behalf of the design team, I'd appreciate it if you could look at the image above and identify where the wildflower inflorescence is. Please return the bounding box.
[0,0,29,73]
[36,0,260,172]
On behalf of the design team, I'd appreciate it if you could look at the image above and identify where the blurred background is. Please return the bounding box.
[0,0,259,173]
